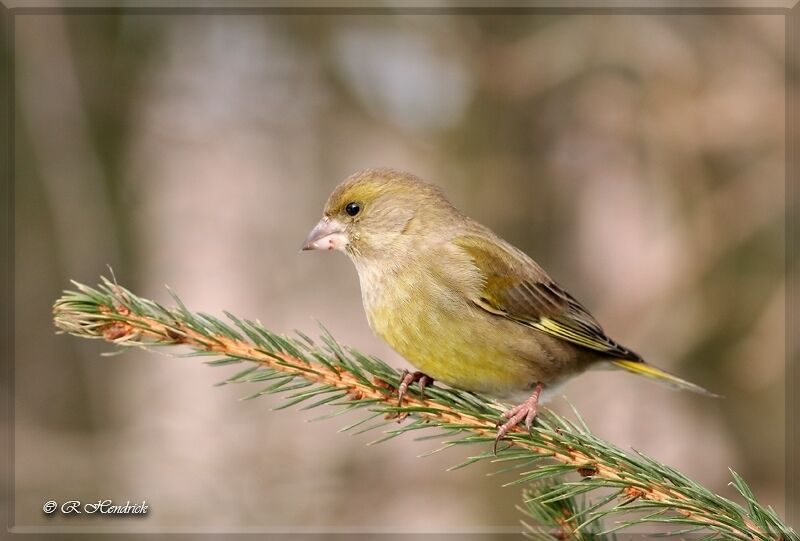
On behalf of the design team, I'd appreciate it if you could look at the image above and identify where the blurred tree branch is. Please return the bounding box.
[52,276,796,540]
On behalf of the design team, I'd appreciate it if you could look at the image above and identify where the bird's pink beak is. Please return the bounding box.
[301,218,348,251]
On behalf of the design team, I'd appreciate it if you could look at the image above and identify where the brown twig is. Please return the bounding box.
[71,303,768,540]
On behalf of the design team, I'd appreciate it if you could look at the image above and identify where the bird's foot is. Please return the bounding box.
[397,369,434,406]
[494,382,544,454]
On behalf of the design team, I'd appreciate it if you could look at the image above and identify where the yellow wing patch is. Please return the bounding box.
[533,317,610,350]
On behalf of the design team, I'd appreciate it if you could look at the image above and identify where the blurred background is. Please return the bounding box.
[8,8,791,535]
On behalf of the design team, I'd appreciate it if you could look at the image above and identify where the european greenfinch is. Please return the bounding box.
[302,168,713,448]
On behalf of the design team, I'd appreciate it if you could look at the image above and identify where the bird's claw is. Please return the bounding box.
[397,369,434,406]
[493,383,544,455]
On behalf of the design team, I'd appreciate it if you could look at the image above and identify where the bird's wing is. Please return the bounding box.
[452,234,642,362]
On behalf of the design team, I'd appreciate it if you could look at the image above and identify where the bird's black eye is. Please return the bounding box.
[345,202,361,216]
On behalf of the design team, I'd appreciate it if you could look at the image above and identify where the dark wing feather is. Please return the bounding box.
[454,234,642,362]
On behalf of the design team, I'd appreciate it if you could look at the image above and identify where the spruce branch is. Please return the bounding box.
[52,277,795,540]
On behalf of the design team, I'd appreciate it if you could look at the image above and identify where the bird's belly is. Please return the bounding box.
[366,296,545,397]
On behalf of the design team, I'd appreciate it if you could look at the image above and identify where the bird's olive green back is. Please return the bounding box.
[453,234,643,363]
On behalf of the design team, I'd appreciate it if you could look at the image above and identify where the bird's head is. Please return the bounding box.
[302,168,458,262]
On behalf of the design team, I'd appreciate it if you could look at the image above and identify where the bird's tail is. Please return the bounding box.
[612,360,719,397]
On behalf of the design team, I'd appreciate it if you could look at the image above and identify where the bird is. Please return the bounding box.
[301,168,714,450]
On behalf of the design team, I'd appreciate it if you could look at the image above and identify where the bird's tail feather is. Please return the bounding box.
[612,360,719,397]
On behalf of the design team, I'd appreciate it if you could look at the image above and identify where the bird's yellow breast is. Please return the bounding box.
[358,261,545,396]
